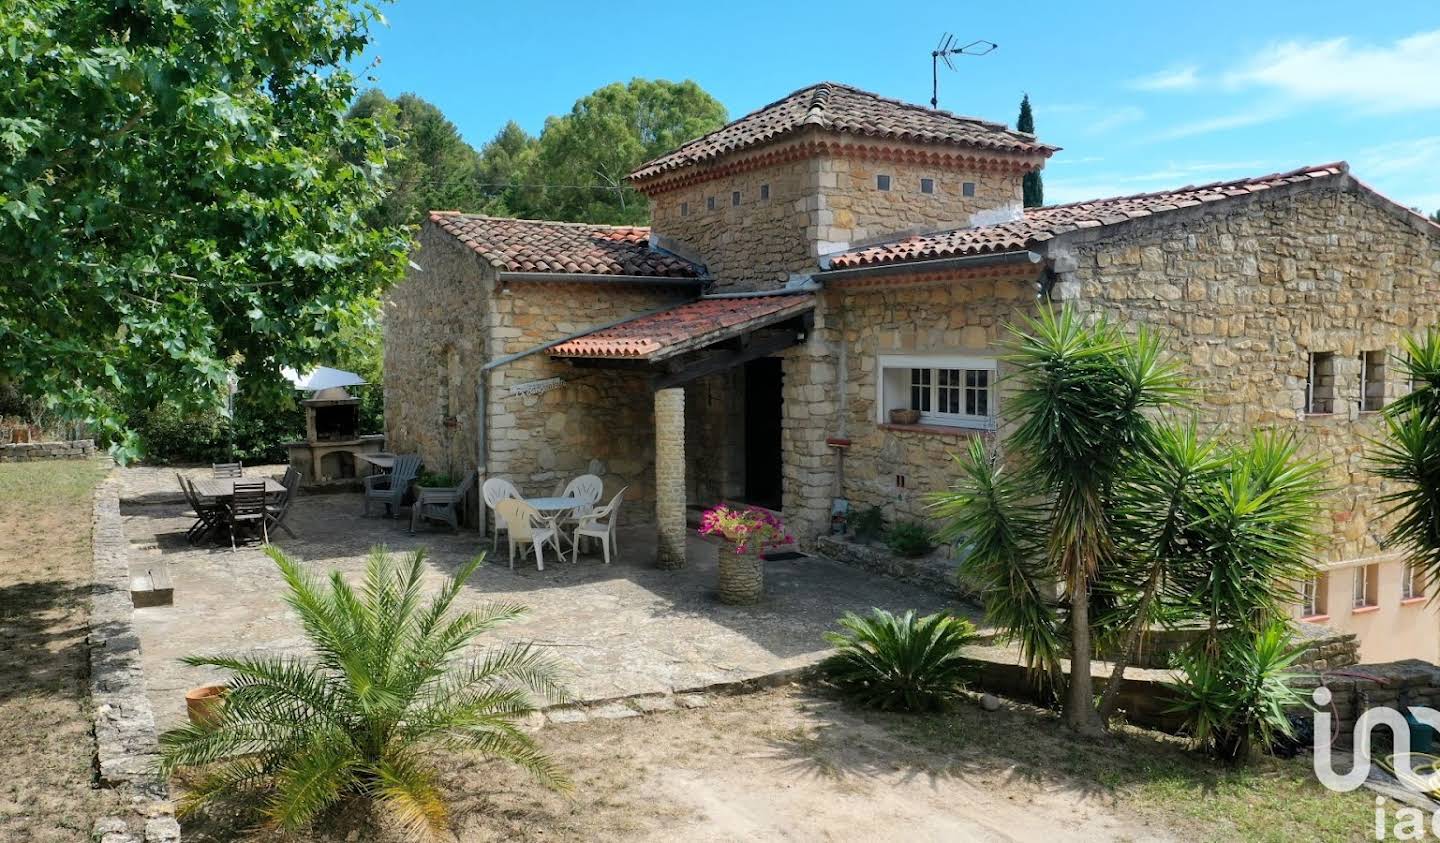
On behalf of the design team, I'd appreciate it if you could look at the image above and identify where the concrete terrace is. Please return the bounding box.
[116,466,962,731]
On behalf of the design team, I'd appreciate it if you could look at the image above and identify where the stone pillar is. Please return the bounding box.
[654,387,687,569]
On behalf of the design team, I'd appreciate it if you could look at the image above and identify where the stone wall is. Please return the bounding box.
[1054,185,1440,563]
[383,223,492,480]
[1293,659,1440,748]
[684,368,745,505]
[817,143,1023,256]
[648,153,815,289]
[482,281,692,514]
[777,273,1041,540]
[0,438,95,462]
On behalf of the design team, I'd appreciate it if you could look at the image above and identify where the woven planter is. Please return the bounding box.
[717,544,764,605]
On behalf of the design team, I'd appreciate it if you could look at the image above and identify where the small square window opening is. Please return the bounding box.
[706,196,716,211]
[1307,352,1336,414]
[876,174,891,191]
[920,178,935,194]
[732,191,741,207]
[962,181,976,197]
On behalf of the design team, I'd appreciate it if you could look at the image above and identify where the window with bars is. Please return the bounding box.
[883,357,996,428]
[1360,350,1386,412]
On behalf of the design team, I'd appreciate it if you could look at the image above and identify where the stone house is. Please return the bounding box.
[384,82,1440,663]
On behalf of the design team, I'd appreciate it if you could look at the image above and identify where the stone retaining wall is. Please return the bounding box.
[1295,659,1440,748]
[89,477,179,842]
[0,438,95,462]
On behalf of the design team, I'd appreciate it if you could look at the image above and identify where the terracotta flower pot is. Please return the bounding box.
[186,684,227,726]
[717,544,764,605]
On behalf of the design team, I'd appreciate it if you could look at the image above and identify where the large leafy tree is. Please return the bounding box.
[932,307,1323,739]
[528,78,727,225]
[0,0,407,456]
[1017,94,1044,208]
[474,120,539,218]
[347,90,487,229]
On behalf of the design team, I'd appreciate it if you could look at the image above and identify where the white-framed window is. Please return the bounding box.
[878,354,997,429]
[1300,573,1326,617]
[1404,563,1425,601]
[1353,564,1379,609]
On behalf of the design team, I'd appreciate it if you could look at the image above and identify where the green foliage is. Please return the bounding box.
[821,609,978,712]
[886,520,935,558]
[474,121,541,217]
[134,399,303,465]
[850,505,887,540]
[0,0,410,455]
[1017,94,1044,207]
[1164,623,1308,763]
[930,306,1324,744]
[525,79,727,224]
[160,547,568,836]
[1372,329,1440,594]
[1430,209,1440,225]
[416,471,456,488]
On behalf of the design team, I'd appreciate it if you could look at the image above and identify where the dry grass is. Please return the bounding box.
[0,459,123,841]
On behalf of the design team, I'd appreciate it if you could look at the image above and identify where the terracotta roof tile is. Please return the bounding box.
[826,163,1349,270]
[549,295,814,360]
[428,213,703,278]
[630,82,1056,183]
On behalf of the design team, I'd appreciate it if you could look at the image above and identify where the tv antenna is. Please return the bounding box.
[930,34,997,109]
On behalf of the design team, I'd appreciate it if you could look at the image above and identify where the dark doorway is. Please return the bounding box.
[743,357,784,510]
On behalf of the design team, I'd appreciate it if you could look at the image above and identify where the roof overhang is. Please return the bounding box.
[816,249,1044,288]
[496,270,708,290]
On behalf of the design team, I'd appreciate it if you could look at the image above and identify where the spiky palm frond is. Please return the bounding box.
[821,608,978,712]
[929,439,1062,677]
[1373,329,1440,594]
[160,546,570,838]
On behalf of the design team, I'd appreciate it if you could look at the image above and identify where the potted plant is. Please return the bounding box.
[698,505,793,605]
[185,684,227,726]
[889,408,920,425]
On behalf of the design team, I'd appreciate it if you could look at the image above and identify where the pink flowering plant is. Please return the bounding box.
[698,505,794,555]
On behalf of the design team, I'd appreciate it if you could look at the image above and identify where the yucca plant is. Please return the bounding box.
[1372,329,1440,588]
[821,608,978,712]
[1164,622,1308,763]
[159,546,569,838]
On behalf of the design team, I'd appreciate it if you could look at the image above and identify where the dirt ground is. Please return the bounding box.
[0,460,124,842]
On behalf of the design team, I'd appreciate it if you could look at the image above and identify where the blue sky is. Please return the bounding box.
[361,0,1440,212]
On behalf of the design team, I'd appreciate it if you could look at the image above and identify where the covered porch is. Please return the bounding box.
[548,292,816,569]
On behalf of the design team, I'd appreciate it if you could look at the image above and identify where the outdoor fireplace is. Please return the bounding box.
[285,386,385,489]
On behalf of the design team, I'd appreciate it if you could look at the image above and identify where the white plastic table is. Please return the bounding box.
[523,497,584,549]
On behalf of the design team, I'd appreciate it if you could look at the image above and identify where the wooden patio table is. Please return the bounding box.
[191,477,286,500]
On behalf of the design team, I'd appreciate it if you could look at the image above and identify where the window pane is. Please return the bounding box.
[937,369,960,414]
[964,369,991,416]
[909,369,930,412]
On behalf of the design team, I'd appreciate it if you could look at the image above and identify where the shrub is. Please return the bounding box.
[160,547,568,836]
[886,520,935,557]
[417,471,457,488]
[821,608,978,712]
[850,505,886,541]
[1164,622,1308,763]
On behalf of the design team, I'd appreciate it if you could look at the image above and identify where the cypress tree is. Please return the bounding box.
[1018,94,1044,208]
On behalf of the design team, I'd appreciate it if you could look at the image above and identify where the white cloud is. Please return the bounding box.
[1225,29,1440,112]
[1147,106,1285,141]
[1131,66,1200,91]
[1353,136,1440,179]
[1083,106,1145,135]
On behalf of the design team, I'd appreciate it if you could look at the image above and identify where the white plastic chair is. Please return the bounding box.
[482,477,522,552]
[496,498,561,571]
[560,474,605,518]
[571,487,626,565]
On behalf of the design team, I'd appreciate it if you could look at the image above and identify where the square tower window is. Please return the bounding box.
[920,178,935,194]
[876,174,891,191]
[732,191,741,207]
[1306,352,1336,414]
[706,196,716,211]
[962,181,977,197]
[760,183,771,200]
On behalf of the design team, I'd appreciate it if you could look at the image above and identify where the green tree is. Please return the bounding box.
[931,307,1323,740]
[1017,94,1044,208]
[348,90,485,228]
[0,0,407,457]
[1430,209,1440,225]
[1373,330,1440,587]
[474,120,539,217]
[528,78,727,224]
[161,547,568,836]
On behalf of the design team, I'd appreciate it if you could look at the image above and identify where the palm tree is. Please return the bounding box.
[932,306,1186,735]
[1373,329,1440,588]
[160,547,568,838]
[932,307,1324,739]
